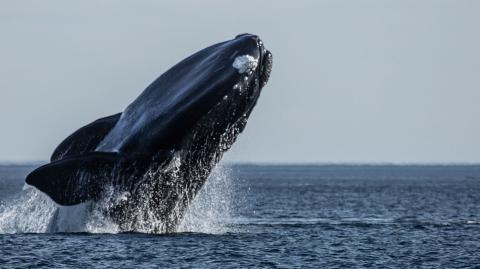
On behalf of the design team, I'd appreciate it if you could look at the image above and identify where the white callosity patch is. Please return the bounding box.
[232,55,258,74]
[232,54,259,91]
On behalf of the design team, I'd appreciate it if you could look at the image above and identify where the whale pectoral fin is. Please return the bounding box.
[26,152,122,206]
[51,113,122,162]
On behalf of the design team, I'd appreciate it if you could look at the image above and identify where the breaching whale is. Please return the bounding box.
[25,34,272,232]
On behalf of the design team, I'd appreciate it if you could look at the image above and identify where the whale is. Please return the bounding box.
[25,33,272,232]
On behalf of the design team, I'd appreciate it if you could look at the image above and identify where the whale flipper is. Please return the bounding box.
[27,152,122,206]
[51,113,121,162]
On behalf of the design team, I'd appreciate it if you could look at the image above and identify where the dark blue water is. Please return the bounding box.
[1,164,480,268]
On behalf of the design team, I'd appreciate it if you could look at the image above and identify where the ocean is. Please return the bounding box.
[1,164,480,268]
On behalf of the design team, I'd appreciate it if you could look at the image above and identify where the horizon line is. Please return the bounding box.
[1,160,480,166]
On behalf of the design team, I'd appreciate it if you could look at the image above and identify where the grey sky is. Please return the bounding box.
[1,1,479,163]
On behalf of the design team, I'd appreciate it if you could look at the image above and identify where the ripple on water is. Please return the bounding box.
[2,164,480,268]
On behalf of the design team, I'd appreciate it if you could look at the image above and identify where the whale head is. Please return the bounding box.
[173,33,273,156]
[97,33,273,157]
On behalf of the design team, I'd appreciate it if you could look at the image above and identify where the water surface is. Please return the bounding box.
[1,164,480,268]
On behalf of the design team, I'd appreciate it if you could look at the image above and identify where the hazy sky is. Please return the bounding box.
[1,1,479,163]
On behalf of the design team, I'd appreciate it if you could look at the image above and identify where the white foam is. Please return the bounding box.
[232,55,258,74]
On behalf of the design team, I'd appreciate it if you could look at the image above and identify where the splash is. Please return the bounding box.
[0,186,57,233]
[0,165,238,234]
[178,165,237,234]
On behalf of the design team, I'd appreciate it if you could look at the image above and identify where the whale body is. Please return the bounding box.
[25,34,272,232]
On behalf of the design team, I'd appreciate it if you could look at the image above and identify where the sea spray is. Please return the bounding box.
[0,186,57,233]
[0,165,239,234]
[179,165,238,234]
